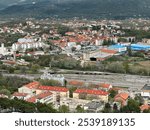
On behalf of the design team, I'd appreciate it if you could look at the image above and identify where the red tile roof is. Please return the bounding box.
[100,83,112,89]
[3,60,16,65]
[36,92,53,99]
[26,92,53,103]
[140,104,150,111]
[100,48,117,54]
[68,80,84,86]
[15,54,22,57]
[26,97,36,103]
[24,81,40,89]
[115,93,129,100]
[12,92,28,97]
[74,89,108,96]
[38,86,69,92]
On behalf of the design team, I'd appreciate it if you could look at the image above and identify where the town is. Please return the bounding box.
[0,18,150,113]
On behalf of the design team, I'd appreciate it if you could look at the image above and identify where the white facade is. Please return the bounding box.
[40,72,65,86]
[67,42,76,47]
[18,86,36,94]
[95,39,103,46]
[141,91,150,97]
[0,43,12,55]
[12,38,43,51]
[36,94,54,104]
[117,47,127,53]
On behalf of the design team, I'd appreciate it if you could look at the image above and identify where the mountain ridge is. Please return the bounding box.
[0,0,150,19]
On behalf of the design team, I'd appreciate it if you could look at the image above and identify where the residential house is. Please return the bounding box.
[0,94,8,98]
[73,88,109,102]
[11,92,29,100]
[68,80,84,87]
[12,37,43,51]
[18,81,40,94]
[99,83,112,91]
[0,43,12,55]
[140,104,150,112]
[36,86,69,102]
[40,72,65,86]
[114,92,129,106]
[141,84,150,104]
[26,91,53,104]
[108,44,127,53]
[141,84,150,97]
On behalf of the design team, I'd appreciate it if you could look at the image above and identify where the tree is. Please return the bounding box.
[127,46,132,56]
[39,79,62,86]
[0,75,30,93]
[8,67,15,73]
[113,103,119,113]
[102,103,112,113]
[69,87,77,98]
[0,98,57,113]
[0,89,11,97]
[57,26,70,36]
[117,38,127,43]
[76,105,85,113]
[123,62,130,73]
[120,98,140,113]
[106,62,125,73]
[31,64,40,73]
[109,89,118,98]
[143,109,150,113]
[59,105,69,113]
[134,95,144,106]
[36,102,57,113]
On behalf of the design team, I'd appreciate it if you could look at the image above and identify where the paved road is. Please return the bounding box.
[2,72,150,89]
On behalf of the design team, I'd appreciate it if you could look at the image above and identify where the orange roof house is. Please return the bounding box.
[100,48,117,54]
[114,92,129,106]
[99,83,112,90]
[26,97,37,103]
[36,92,53,99]
[74,89,108,96]
[38,86,69,92]
[26,92,53,103]
[73,88,109,102]
[18,81,41,94]
[140,104,150,112]
[90,83,112,91]
[68,80,84,87]
[12,92,28,97]
[24,81,40,89]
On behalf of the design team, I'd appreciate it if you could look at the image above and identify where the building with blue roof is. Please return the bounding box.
[108,44,127,53]
[131,44,150,51]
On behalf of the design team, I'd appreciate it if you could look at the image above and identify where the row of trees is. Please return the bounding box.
[0,98,86,113]
[0,98,57,113]
[123,29,150,42]
[0,75,31,94]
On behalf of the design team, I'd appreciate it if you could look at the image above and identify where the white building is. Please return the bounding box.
[12,38,44,51]
[0,43,12,55]
[40,72,65,86]
[18,81,40,94]
[67,42,76,47]
[95,39,103,46]
[26,92,54,104]
[141,84,150,97]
